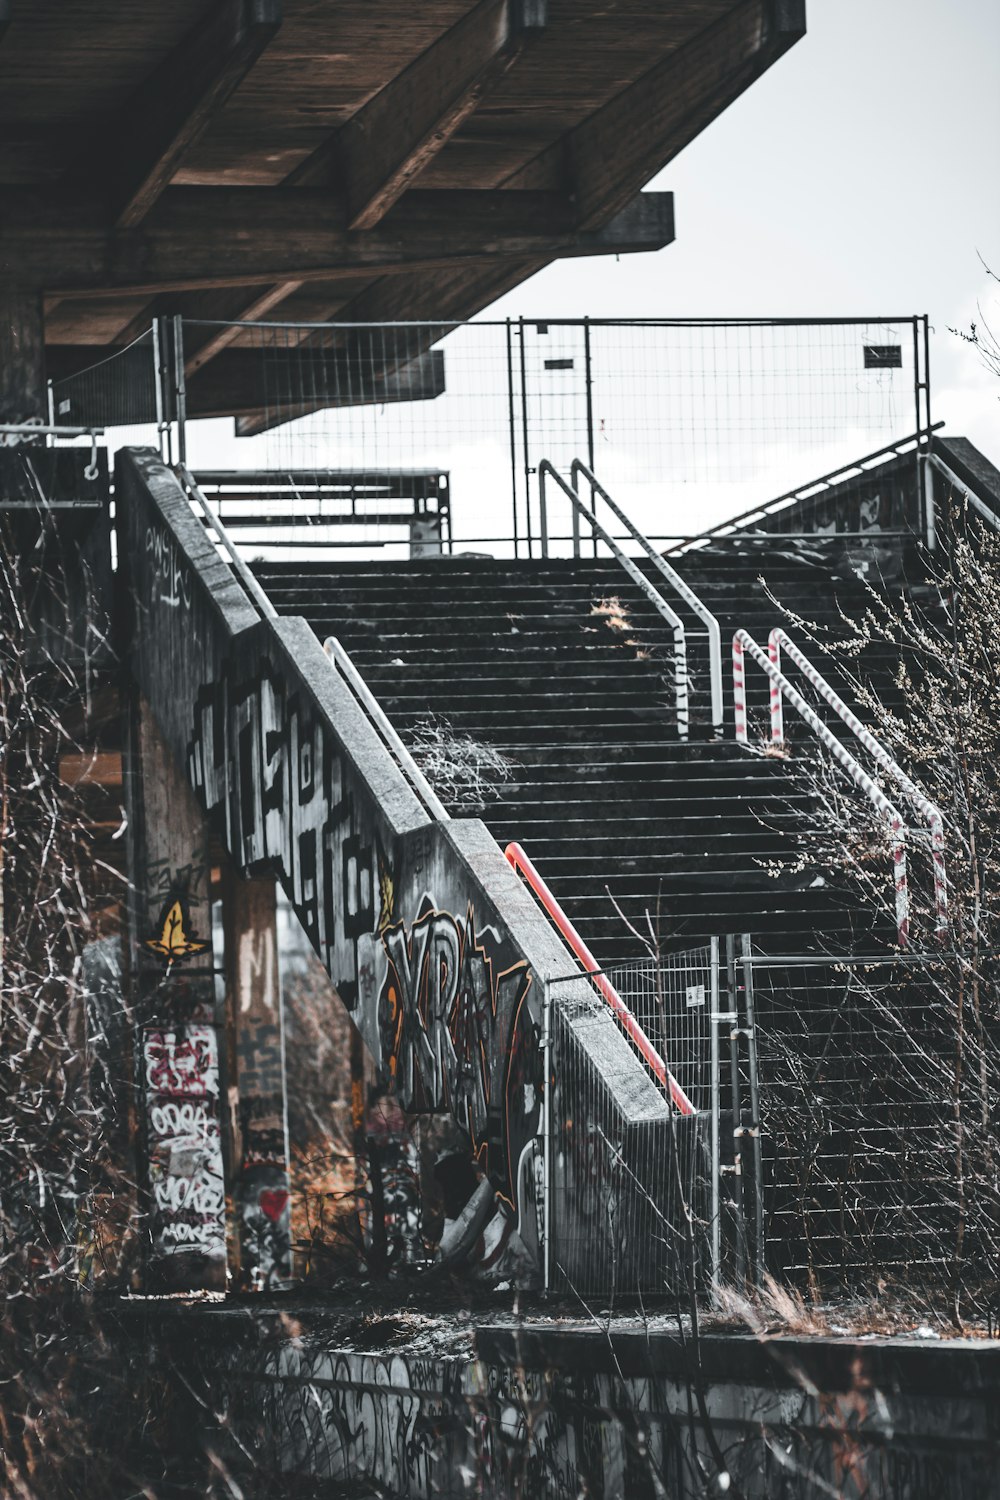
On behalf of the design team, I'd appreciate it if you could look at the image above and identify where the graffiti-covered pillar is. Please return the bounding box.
[129,696,228,1292]
[221,870,292,1289]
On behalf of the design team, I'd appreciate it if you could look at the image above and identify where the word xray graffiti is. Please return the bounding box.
[377,898,539,1213]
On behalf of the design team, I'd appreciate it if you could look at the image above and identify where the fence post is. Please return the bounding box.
[542,978,552,1295]
[740,934,765,1286]
[173,315,187,468]
[725,934,747,1289]
[709,936,721,1295]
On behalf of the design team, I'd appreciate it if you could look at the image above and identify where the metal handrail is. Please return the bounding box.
[504,842,695,1114]
[924,450,1000,535]
[538,459,691,738]
[665,425,945,555]
[177,464,278,620]
[767,628,948,935]
[324,638,450,823]
[178,466,449,823]
[570,459,724,732]
[732,629,912,947]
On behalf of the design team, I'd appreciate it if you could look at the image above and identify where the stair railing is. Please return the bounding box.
[538,459,692,737]
[663,425,944,554]
[924,448,1000,544]
[324,637,450,823]
[504,842,695,1115]
[569,460,724,733]
[767,628,948,936]
[732,629,912,947]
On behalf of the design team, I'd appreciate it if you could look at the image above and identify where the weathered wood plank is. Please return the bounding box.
[78,0,284,230]
[2,187,674,295]
[291,0,547,229]
[518,0,805,229]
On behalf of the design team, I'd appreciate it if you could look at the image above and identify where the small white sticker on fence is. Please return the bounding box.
[686,983,706,1009]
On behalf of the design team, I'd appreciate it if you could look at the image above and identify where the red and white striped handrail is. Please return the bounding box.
[503,841,695,1115]
[732,630,911,947]
[767,628,948,936]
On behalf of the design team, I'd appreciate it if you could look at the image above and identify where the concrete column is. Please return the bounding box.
[0,286,46,423]
[129,697,227,1292]
[223,871,292,1288]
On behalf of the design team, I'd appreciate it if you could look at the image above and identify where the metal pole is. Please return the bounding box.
[726,934,746,1289]
[583,317,597,559]
[922,453,937,552]
[518,319,533,558]
[542,981,552,1295]
[740,934,764,1286]
[173,314,187,467]
[151,319,165,463]
[911,317,924,542]
[709,935,720,1295]
[505,319,521,559]
[538,464,550,559]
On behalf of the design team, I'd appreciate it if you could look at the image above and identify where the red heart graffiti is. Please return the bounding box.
[259,1189,289,1223]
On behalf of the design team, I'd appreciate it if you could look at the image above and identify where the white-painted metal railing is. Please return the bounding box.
[767,628,948,936]
[569,460,724,734]
[733,628,912,946]
[924,450,1000,539]
[538,459,692,738]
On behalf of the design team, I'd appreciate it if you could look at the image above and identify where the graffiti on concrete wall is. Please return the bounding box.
[234,920,291,1288]
[376,897,539,1213]
[145,520,192,611]
[189,658,375,1011]
[143,1026,226,1271]
[186,650,544,1254]
[141,894,211,974]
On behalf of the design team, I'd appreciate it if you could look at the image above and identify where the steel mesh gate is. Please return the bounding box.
[542,937,762,1299]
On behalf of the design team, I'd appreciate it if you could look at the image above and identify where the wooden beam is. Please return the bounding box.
[0,285,46,423]
[182,283,303,376]
[5,187,674,296]
[291,0,547,230]
[516,0,805,229]
[79,0,283,231]
[233,259,536,435]
[46,344,446,423]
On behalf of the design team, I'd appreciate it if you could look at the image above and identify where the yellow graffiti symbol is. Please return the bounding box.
[142,899,210,972]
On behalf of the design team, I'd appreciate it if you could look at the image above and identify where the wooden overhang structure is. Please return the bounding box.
[0,0,805,431]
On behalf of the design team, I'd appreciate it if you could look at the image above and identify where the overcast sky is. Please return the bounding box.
[487,0,1000,462]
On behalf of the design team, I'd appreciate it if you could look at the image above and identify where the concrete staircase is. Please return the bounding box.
[253,544,903,967]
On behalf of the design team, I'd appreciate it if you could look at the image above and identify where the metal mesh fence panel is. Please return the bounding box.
[606,947,716,1115]
[179,316,930,560]
[50,328,162,433]
[546,950,720,1299]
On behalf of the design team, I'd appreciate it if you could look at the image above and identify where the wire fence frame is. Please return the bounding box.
[164,314,933,560]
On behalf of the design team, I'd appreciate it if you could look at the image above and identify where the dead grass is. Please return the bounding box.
[591,594,631,632]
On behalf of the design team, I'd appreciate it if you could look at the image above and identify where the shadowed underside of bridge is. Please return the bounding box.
[0,0,804,429]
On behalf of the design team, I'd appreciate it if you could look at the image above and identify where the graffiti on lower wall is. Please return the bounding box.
[186,650,544,1258]
[234,920,292,1288]
[143,1026,226,1275]
[189,658,375,1011]
[376,897,539,1214]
